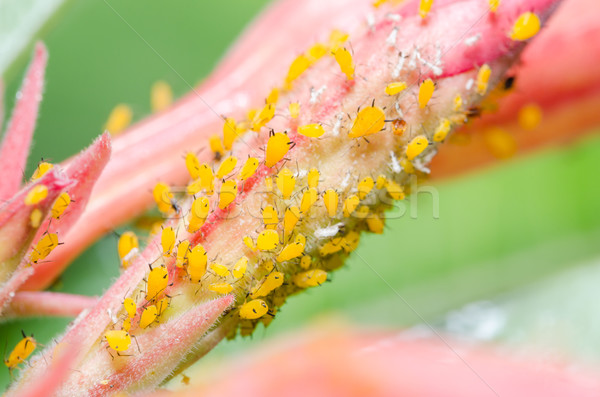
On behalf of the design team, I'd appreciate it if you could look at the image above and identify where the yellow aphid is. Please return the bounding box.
[483,127,517,159]
[300,187,318,214]
[4,334,36,370]
[151,80,173,113]
[319,237,344,256]
[31,162,53,180]
[283,206,301,239]
[156,297,169,315]
[518,103,543,130]
[252,103,276,131]
[105,104,132,136]
[161,227,175,256]
[300,255,312,269]
[118,231,138,265]
[188,196,210,233]
[209,135,225,157]
[250,272,284,298]
[264,177,274,192]
[373,0,388,8]
[277,234,305,262]
[399,158,415,174]
[262,205,279,229]
[489,0,500,12]
[265,133,292,168]
[232,256,249,279]
[185,152,201,180]
[105,330,131,352]
[510,12,541,41]
[332,47,354,80]
[354,205,370,219]
[367,213,385,234]
[239,299,269,320]
[196,163,215,196]
[218,180,238,209]
[375,175,387,189]
[433,118,452,142]
[285,54,311,87]
[306,43,328,64]
[261,260,275,273]
[293,269,327,288]
[123,298,136,318]
[243,235,257,251]
[176,240,191,268]
[329,29,349,49]
[392,119,407,136]
[323,189,339,217]
[24,185,48,206]
[153,183,174,214]
[210,263,230,278]
[209,282,233,294]
[146,265,168,300]
[266,88,280,105]
[418,79,435,108]
[453,94,463,111]
[298,124,325,138]
[307,168,320,189]
[385,81,407,95]
[276,168,296,199]
[406,135,429,161]
[386,180,405,200]
[343,195,360,217]
[289,102,300,119]
[187,244,207,283]
[30,209,42,228]
[122,318,131,332]
[139,305,158,329]
[357,177,374,200]
[30,233,59,263]
[216,156,238,179]
[476,64,492,95]
[238,157,259,181]
[51,192,71,219]
[257,229,279,251]
[349,106,386,138]
[419,0,433,18]
[222,117,239,151]
[343,231,360,252]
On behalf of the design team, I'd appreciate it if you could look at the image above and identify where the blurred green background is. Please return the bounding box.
[1,0,600,391]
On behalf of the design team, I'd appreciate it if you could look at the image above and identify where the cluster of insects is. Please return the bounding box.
[8,0,543,372]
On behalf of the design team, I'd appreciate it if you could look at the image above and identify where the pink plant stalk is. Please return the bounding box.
[23,0,600,292]
[0,43,111,316]
[6,0,567,395]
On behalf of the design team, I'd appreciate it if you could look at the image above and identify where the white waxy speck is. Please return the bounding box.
[107,308,118,323]
[314,223,345,239]
[390,151,402,173]
[392,52,406,78]
[296,169,307,178]
[386,13,402,22]
[395,103,404,118]
[386,28,398,47]
[466,78,474,90]
[366,13,375,31]
[332,113,344,136]
[464,34,481,47]
[310,86,327,104]
[408,48,419,70]
[340,172,351,189]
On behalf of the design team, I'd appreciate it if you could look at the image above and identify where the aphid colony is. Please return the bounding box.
[99,4,542,354]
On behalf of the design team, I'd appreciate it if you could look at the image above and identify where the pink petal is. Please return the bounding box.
[21,132,112,290]
[168,330,600,397]
[0,43,48,201]
[3,291,98,318]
